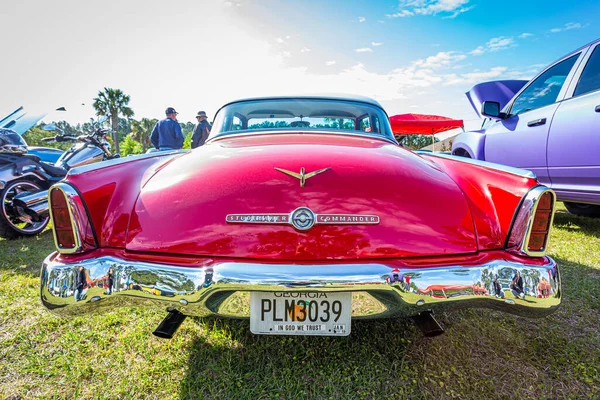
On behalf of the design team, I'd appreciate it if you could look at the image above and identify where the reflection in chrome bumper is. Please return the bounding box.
[40,253,560,319]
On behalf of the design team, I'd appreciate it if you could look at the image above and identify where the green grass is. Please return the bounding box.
[0,204,599,399]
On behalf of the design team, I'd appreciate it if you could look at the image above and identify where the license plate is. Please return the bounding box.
[250,292,351,336]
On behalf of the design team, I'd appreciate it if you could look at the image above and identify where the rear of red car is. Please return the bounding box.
[40,97,560,338]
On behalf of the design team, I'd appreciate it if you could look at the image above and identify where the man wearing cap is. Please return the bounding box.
[150,107,184,151]
[191,111,212,149]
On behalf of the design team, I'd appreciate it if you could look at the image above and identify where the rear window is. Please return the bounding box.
[209,99,393,140]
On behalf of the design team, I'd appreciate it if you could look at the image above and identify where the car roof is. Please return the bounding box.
[217,94,386,112]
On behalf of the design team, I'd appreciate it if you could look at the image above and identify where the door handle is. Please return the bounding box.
[527,118,546,127]
[595,105,600,112]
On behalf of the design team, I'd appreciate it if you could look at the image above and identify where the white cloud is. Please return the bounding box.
[486,36,515,51]
[377,20,385,23]
[282,51,291,58]
[468,46,485,56]
[275,37,285,44]
[388,0,473,18]
[519,32,533,39]
[550,22,588,33]
[358,16,366,22]
[372,42,383,46]
[387,10,414,18]
[469,36,516,56]
[325,61,336,66]
[443,5,475,19]
[414,51,467,69]
[300,47,311,53]
[355,47,373,53]
[443,66,507,85]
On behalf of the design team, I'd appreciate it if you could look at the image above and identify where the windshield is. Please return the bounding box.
[209,98,393,140]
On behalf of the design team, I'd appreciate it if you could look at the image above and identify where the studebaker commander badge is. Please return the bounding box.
[226,207,380,231]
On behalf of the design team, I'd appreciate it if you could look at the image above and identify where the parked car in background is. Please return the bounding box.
[452,38,600,217]
[41,95,560,340]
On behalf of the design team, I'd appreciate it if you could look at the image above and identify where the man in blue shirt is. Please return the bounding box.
[150,107,184,151]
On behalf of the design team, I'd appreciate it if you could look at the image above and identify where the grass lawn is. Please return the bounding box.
[0,204,599,399]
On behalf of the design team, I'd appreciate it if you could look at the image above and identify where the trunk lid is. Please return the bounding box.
[126,134,477,260]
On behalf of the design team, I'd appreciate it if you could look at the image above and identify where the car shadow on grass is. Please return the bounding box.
[179,316,426,399]
[178,254,600,400]
[553,209,600,238]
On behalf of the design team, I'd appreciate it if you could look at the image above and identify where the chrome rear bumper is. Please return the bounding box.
[40,253,560,319]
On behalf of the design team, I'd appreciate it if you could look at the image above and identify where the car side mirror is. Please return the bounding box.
[481,101,503,119]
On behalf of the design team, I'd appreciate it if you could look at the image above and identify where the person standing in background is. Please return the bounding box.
[191,111,211,149]
[150,107,184,151]
[106,267,115,295]
[74,266,86,301]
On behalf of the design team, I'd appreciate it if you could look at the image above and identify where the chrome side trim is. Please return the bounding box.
[507,186,556,257]
[41,254,560,319]
[418,151,536,179]
[68,150,189,176]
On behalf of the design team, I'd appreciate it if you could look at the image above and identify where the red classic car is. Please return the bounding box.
[40,95,560,338]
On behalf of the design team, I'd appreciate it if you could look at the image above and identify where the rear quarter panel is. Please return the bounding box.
[63,152,188,248]
[420,154,538,250]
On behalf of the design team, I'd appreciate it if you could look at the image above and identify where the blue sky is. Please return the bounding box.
[1,0,598,131]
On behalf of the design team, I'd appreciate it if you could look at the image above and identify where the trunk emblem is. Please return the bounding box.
[291,207,315,230]
[226,207,380,231]
[274,167,331,187]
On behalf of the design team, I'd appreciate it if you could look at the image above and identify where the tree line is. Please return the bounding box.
[23,88,196,156]
[22,87,439,154]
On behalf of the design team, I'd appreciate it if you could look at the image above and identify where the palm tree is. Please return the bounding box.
[131,118,158,151]
[92,88,134,155]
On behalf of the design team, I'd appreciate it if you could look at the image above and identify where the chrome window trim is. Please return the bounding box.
[564,41,599,99]
[416,151,536,179]
[506,185,556,257]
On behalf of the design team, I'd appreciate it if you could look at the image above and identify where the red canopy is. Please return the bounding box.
[389,113,464,135]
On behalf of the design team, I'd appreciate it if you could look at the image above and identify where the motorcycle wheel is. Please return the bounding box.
[0,179,50,239]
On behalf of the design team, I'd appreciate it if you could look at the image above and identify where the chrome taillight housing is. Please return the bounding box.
[507,186,556,257]
[48,183,97,254]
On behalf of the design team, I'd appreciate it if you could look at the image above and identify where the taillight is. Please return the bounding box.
[50,188,77,250]
[507,187,556,256]
[527,192,553,252]
[49,183,97,254]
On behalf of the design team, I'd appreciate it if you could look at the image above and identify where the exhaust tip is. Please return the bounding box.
[152,309,187,339]
[412,311,445,337]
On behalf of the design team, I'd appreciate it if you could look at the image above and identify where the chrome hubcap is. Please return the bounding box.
[1,181,49,234]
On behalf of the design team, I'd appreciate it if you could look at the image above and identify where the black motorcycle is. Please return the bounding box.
[0,119,117,239]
